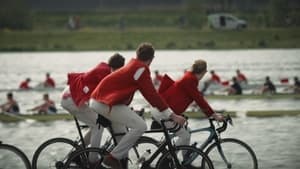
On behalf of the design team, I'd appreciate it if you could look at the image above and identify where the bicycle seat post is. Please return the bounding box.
[73,116,86,148]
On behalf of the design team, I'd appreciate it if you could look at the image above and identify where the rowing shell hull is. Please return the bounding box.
[0,113,73,122]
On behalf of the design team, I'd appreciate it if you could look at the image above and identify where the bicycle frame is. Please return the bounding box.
[190,126,217,150]
[140,121,182,168]
[189,116,233,167]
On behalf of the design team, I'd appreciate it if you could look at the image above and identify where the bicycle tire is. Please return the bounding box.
[128,136,160,169]
[32,137,80,169]
[0,143,31,169]
[205,138,258,169]
[62,147,108,169]
[156,145,214,169]
[63,136,159,169]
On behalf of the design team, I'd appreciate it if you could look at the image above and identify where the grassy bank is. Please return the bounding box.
[1,27,300,51]
[1,9,300,51]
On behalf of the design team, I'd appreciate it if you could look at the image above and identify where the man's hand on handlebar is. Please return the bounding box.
[211,112,225,122]
[170,113,186,126]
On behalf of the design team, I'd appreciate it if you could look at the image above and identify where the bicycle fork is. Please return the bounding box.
[216,142,232,169]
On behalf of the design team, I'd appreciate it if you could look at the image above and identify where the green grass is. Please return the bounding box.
[1,9,300,51]
[1,27,300,51]
[247,110,300,117]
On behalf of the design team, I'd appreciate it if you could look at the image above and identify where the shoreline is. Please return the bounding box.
[1,110,299,123]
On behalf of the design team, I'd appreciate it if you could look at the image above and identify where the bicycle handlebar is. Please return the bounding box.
[161,119,183,133]
[209,114,233,133]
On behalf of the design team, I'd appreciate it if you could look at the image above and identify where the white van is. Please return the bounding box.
[208,13,247,30]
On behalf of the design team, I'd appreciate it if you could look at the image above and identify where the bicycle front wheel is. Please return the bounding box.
[32,137,80,169]
[156,145,214,169]
[205,138,258,169]
[0,143,31,169]
[128,136,160,169]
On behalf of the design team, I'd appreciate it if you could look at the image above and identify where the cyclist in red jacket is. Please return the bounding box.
[60,53,125,159]
[90,43,186,169]
[158,59,224,147]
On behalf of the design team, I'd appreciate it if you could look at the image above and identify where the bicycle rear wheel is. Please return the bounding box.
[32,137,80,169]
[205,138,258,169]
[62,147,108,169]
[0,143,31,169]
[156,145,214,169]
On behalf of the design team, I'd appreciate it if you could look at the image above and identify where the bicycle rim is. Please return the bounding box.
[128,136,160,169]
[32,137,80,169]
[205,138,258,169]
[63,147,107,169]
[156,145,214,169]
[0,144,31,169]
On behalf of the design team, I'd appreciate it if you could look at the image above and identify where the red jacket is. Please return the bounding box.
[91,58,168,111]
[19,81,30,89]
[45,77,55,88]
[68,62,111,106]
[158,72,214,116]
[211,74,221,83]
[237,73,247,81]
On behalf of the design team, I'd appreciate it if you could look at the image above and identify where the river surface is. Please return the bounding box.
[0,49,299,112]
[0,49,300,168]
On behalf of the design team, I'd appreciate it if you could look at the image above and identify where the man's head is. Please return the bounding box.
[192,59,207,80]
[108,53,125,71]
[43,93,49,100]
[7,92,13,99]
[136,42,155,64]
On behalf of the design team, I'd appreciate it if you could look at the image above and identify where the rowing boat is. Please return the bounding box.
[246,110,300,117]
[205,93,300,100]
[0,113,73,123]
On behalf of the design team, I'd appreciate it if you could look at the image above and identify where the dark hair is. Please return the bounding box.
[43,93,49,99]
[108,53,125,69]
[136,42,155,61]
[7,92,13,98]
[192,59,207,74]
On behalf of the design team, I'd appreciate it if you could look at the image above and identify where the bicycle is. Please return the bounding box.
[189,115,258,169]
[0,141,32,169]
[31,115,158,169]
[62,118,215,169]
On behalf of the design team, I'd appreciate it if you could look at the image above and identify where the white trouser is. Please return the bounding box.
[90,99,147,159]
[166,122,191,146]
[60,86,103,149]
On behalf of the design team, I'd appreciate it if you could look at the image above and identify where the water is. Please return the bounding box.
[0,117,299,169]
[0,49,299,111]
[0,49,300,169]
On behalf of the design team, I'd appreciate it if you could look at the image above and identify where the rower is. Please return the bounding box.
[0,92,20,114]
[28,93,57,115]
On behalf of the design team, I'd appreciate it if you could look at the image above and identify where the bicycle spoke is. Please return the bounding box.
[206,139,257,169]
[157,146,214,169]
[33,139,78,169]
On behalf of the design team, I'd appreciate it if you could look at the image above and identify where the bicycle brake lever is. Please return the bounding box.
[227,115,233,126]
